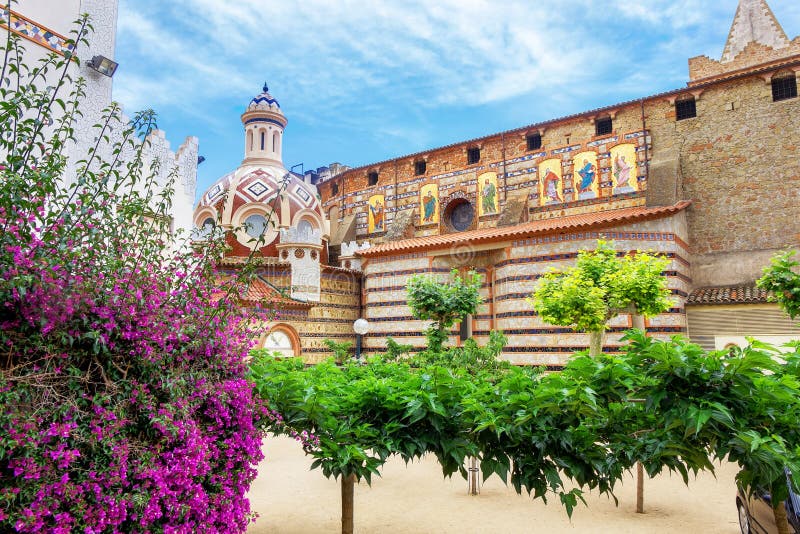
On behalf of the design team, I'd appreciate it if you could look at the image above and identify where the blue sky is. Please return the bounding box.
[113,0,800,201]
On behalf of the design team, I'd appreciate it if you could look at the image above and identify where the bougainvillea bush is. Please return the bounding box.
[0,17,267,533]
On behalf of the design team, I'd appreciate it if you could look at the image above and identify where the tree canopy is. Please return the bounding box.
[407,269,482,351]
[758,249,800,320]
[250,333,800,530]
[529,240,672,355]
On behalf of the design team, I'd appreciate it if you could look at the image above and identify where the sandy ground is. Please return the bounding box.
[247,435,741,533]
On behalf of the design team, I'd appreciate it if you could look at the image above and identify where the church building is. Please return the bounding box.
[195,0,800,366]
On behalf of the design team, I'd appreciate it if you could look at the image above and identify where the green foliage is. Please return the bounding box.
[412,330,511,372]
[250,336,800,520]
[407,269,482,351]
[758,249,800,319]
[529,240,672,333]
[382,337,414,361]
[323,339,354,363]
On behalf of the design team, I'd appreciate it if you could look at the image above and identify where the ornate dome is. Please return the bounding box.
[248,82,282,112]
[194,167,325,257]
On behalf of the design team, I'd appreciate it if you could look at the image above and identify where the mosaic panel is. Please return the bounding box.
[0,8,74,56]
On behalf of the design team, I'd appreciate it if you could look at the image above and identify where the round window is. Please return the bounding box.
[244,213,267,238]
[448,201,474,232]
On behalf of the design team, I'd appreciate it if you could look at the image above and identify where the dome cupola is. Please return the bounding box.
[241,82,288,166]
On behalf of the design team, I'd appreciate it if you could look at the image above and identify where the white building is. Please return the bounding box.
[3,0,197,235]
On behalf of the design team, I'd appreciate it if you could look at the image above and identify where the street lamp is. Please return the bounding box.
[353,318,370,361]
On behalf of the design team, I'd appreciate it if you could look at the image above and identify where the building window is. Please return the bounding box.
[367,171,379,186]
[414,160,427,175]
[467,147,480,165]
[675,97,697,120]
[332,183,339,195]
[264,329,297,358]
[772,74,798,102]
[244,213,267,238]
[595,117,613,136]
[447,200,474,232]
[194,217,215,240]
[526,133,542,150]
[260,131,265,151]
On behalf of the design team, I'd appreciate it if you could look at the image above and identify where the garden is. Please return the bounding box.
[3,16,800,534]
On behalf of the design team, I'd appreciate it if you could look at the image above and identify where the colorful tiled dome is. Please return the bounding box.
[248,82,281,111]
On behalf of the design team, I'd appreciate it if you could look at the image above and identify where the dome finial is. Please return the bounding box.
[263,82,269,93]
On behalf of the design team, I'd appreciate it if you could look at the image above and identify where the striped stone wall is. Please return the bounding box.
[361,214,690,367]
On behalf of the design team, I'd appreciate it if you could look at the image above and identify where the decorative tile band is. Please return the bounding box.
[1,8,74,56]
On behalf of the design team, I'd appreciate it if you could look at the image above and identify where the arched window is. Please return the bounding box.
[260,131,266,151]
[273,131,279,153]
[297,219,314,240]
[264,328,298,358]
[194,217,215,240]
[247,130,253,151]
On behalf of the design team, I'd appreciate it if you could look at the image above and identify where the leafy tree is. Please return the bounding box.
[0,19,269,532]
[756,248,800,533]
[407,269,482,351]
[758,249,800,320]
[323,338,354,363]
[529,240,672,356]
[251,334,800,534]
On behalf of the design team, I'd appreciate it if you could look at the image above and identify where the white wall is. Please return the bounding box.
[9,0,198,236]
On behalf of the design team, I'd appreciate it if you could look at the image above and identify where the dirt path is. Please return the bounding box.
[248,435,741,533]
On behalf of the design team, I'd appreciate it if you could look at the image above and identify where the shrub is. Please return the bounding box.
[0,17,266,532]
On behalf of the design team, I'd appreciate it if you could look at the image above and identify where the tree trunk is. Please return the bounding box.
[589,330,604,357]
[468,456,479,495]
[632,311,645,514]
[774,501,791,534]
[341,474,355,534]
[636,461,644,513]
[631,312,645,331]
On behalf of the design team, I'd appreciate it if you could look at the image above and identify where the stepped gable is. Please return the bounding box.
[721,0,789,63]
[689,0,800,83]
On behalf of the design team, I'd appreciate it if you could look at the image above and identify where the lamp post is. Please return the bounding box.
[353,318,370,361]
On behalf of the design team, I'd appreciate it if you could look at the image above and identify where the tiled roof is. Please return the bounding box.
[357,201,691,257]
[243,277,313,308]
[686,284,771,305]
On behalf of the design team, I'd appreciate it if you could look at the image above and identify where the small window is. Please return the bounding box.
[772,74,798,102]
[675,97,697,120]
[526,133,542,150]
[414,160,427,175]
[260,131,265,150]
[467,147,480,165]
[367,171,379,186]
[331,183,339,195]
[595,117,613,136]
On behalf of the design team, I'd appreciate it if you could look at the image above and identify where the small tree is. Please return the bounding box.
[407,269,482,352]
[757,249,800,534]
[758,249,800,320]
[529,240,672,356]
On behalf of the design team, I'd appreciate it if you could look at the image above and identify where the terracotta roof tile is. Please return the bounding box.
[357,201,691,257]
[243,277,313,308]
[686,284,770,305]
